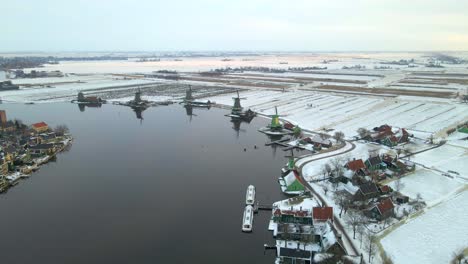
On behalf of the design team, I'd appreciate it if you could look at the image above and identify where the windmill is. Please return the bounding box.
[185,85,194,104]
[268,106,284,131]
[284,149,296,171]
[231,90,246,115]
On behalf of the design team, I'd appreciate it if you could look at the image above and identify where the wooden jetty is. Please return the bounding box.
[265,137,307,151]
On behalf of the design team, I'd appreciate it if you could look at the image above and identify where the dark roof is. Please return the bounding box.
[279,248,312,259]
[313,207,333,222]
[379,185,392,193]
[377,198,394,214]
[4,145,18,153]
[359,182,379,195]
[347,159,366,171]
[367,156,382,166]
[29,143,54,150]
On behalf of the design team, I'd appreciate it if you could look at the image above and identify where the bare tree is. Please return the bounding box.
[320,133,331,140]
[357,127,370,139]
[345,210,363,239]
[333,131,345,142]
[452,248,465,264]
[323,185,329,196]
[414,193,426,211]
[334,194,349,218]
[365,231,378,263]
[394,176,404,195]
[330,157,345,179]
[383,216,392,229]
[54,124,69,136]
[321,163,332,180]
[357,224,366,249]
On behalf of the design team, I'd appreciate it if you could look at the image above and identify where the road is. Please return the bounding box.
[295,140,361,257]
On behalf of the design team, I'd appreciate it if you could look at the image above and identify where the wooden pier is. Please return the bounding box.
[265,137,291,147]
[265,137,307,152]
[253,202,273,213]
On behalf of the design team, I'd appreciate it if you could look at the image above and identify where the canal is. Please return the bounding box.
[0,103,297,264]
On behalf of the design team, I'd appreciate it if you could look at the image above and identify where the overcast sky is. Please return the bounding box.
[2,0,467,52]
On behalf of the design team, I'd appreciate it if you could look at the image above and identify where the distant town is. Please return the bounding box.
[0,110,72,193]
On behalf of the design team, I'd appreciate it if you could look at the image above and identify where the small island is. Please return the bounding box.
[0,110,73,193]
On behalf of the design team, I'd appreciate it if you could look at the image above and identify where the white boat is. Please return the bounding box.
[245,185,256,205]
[242,205,254,232]
[6,174,21,186]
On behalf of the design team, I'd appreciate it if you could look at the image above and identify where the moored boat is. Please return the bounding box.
[245,185,256,205]
[6,174,21,186]
[242,205,254,232]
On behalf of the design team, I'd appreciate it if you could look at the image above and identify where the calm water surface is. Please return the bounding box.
[0,103,296,264]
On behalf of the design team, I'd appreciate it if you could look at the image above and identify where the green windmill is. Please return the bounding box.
[231,90,246,116]
[285,149,296,170]
[269,106,283,131]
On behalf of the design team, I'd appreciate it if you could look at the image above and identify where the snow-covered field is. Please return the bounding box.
[381,190,468,264]
[390,169,464,205]
[410,144,468,179]
[209,90,468,137]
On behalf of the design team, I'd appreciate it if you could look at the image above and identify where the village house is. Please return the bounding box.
[308,135,333,148]
[345,158,367,176]
[28,143,56,157]
[31,122,49,133]
[354,182,380,201]
[365,155,384,171]
[77,92,104,104]
[366,124,411,147]
[0,158,8,175]
[366,197,395,221]
[273,208,313,225]
[1,121,17,133]
[313,207,334,223]
[378,185,393,195]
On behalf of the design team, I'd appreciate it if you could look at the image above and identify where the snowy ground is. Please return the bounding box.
[390,169,464,206]
[381,190,468,264]
[208,90,468,138]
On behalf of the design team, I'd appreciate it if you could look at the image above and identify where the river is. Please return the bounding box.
[0,103,300,264]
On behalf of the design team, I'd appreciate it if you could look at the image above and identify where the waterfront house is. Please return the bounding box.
[31,122,49,133]
[29,143,56,156]
[273,208,313,225]
[309,135,333,148]
[1,121,16,133]
[276,240,314,264]
[0,158,8,175]
[39,132,57,143]
[313,207,334,223]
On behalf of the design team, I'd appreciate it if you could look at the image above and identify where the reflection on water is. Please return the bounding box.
[0,103,290,264]
[77,102,102,112]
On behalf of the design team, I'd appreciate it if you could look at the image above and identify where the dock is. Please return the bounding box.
[265,137,307,151]
[254,202,273,213]
[265,137,291,147]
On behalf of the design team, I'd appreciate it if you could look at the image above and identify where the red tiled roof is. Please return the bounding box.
[347,159,366,171]
[274,209,282,216]
[275,209,311,218]
[32,122,48,128]
[313,207,333,222]
[380,185,391,193]
[377,198,394,214]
